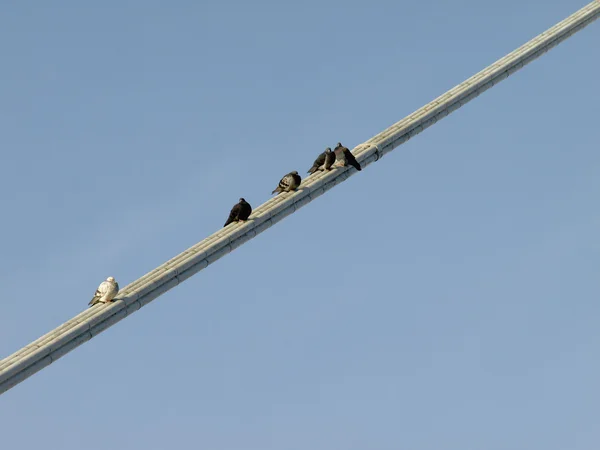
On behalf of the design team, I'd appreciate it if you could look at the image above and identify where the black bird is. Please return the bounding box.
[272,171,302,195]
[224,198,252,227]
[334,142,362,171]
[308,148,335,174]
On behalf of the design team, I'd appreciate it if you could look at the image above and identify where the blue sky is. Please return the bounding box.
[1,1,598,448]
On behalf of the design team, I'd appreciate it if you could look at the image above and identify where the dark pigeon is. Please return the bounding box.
[272,171,302,195]
[308,148,334,174]
[224,198,252,227]
[324,147,336,170]
[334,142,362,171]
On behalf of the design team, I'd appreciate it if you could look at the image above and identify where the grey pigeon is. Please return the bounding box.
[224,198,252,227]
[89,277,119,307]
[334,142,362,171]
[324,147,336,170]
[308,148,335,174]
[272,171,301,194]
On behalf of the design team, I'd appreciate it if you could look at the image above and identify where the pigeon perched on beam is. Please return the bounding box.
[323,147,336,171]
[334,142,362,171]
[272,171,301,195]
[307,148,335,174]
[224,198,252,227]
[89,277,119,307]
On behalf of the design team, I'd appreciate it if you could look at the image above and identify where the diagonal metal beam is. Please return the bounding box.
[2,1,599,396]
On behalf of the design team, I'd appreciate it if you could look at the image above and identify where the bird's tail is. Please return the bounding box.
[351,160,362,171]
[271,188,280,194]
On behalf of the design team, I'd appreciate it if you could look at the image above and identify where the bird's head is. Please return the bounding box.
[107,276,115,282]
[239,198,246,203]
[291,171,299,175]
[325,147,332,153]
[336,142,342,147]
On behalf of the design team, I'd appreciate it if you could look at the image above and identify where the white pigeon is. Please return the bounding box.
[89,276,119,306]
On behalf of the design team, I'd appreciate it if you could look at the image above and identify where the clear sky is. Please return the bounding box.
[1,1,598,449]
